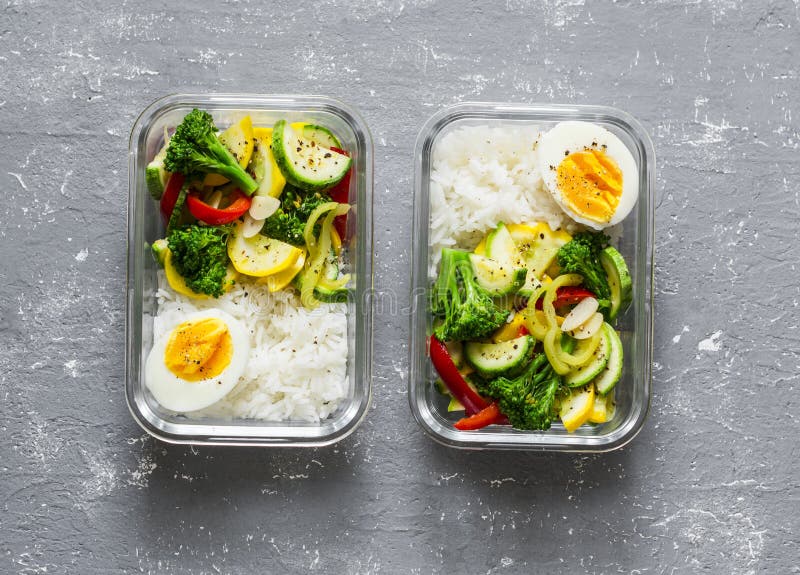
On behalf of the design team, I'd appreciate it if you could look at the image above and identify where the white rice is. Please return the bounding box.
[153,274,349,422]
[428,124,580,275]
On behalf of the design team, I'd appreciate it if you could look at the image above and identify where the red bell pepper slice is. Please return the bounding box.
[454,403,503,430]
[186,189,251,225]
[328,147,351,240]
[160,173,185,226]
[429,334,489,416]
[534,286,596,310]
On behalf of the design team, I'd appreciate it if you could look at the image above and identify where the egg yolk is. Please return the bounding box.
[164,318,233,382]
[556,148,623,224]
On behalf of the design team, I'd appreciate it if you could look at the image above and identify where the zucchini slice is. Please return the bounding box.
[301,124,342,149]
[485,223,543,297]
[293,248,350,303]
[484,222,520,266]
[600,246,632,321]
[151,239,169,267]
[447,396,465,412]
[271,120,351,192]
[468,253,527,296]
[592,323,623,395]
[146,148,169,200]
[464,334,534,378]
[564,324,610,387]
[509,223,571,283]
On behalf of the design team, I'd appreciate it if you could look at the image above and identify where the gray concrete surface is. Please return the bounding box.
[1,0,798,573]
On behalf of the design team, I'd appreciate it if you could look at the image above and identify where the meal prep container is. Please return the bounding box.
[409,102,654,451]
[126,94,373,446]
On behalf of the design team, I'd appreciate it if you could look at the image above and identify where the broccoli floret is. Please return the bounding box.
[556,231,612,312]
[483,353,562,431]
[261,186,331,246]
[430,248,509,342]
[167,225,232,297]
[480,337,577,431]
[164,109,258,195]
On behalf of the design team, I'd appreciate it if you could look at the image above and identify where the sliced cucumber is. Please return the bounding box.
[564,325,610,387]
[272,120,351,192]
[301,124,342,149]
[294,248,350,303]
[146,146,170,200]
[484,222,542,296]
[511,225,571,281]
[447,396,465,412]
[592,323,623,395]
[600,246,632,321]
[151,239,168,267]
[485,222,520,266]
[464,335,534,378]
[315,284,349,303]
[468,253,527,296]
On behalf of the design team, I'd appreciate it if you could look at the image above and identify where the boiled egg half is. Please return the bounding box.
[145,309,249,412]
[538,121,638,229]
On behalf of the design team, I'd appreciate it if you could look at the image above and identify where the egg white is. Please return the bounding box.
[145,309,250,412]
[538,121,638,229]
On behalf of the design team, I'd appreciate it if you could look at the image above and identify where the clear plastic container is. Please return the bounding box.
[126,94,373,446]
[409,102,654,451]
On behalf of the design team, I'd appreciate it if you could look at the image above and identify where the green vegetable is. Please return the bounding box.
[146,154,169,201]
[167,225,232,297]
[480,338,576,431]
[564,326,610,387]
[164,108,259,195]
[146,128,171,200]
[592,323,623,395]
[556,231,612,315]
[261,186,331,247]
[300,124,341,149]
[271,120,351,192]
[468,253,527,297]
[599,246,632,321]
[430,248,509,342]
[464,335,535,378]
[151,239,169,267]
[167,182,188,233]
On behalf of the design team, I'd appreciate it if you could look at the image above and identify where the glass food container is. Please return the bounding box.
[126,94,373,446]
[409,102,654,451]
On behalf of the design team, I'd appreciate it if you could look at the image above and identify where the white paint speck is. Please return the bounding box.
[8,172,27,190]
[127,452,158,488]
[64,359,79,377]
[698,330,723,352]
[673,325,690,343]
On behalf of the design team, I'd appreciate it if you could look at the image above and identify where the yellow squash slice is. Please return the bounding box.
[249,126,286,198]
[559,384,595,432]
[259,250,307,293]
[203,116,255,186]
[227,220,303,277]
[164,250,237,299]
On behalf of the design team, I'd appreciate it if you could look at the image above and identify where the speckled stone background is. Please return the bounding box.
[1,0,798,573]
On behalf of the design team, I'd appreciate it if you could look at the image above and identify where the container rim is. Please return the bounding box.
[408,100,655,452]
[125,93,374,447]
